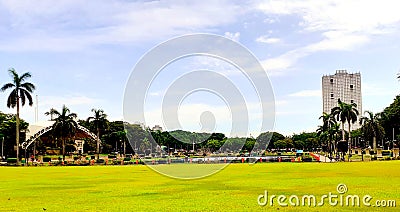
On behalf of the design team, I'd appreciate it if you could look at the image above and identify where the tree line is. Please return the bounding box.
[1,68,400,163]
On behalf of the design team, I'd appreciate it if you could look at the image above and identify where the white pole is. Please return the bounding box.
[1,137,3,159]
[35,95,38,123]
[393,128,395,151]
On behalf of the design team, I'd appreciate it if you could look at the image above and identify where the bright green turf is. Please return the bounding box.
[0,161,399,211]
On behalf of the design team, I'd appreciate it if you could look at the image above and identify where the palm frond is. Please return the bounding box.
[19,72,32,82]
[20,91,26,106]
[21,82,35,92]
[6,89,17,108]
[0,83,15,91]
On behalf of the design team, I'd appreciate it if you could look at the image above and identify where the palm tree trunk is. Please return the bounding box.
[62,138,65,161]
[16,98,20,165]
[373,136,377,152]
[123,140,126,156]
[96,128,100,160]
[341,121,345,141]
[348,121,351,161]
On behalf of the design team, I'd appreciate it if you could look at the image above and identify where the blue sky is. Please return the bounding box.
[0,0,399,136]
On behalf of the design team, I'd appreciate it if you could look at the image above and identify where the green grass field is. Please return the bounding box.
[1,161,399,211]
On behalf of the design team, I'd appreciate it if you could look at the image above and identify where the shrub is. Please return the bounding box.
[6,158,17,163]
[303,157,313,162]
[96,159,105,164]
[42,157,51,162]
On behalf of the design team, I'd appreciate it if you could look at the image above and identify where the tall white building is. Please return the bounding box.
[322,70,362,130]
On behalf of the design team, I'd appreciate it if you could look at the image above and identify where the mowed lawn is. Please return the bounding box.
[0,161,399,211]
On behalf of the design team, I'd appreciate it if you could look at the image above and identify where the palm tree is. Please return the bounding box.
[46,105,78,161]
[317,121,340,158]
[87,109,108,159]
[319,112,336,132]
[359,111,385,152]
[44,108,57,121]
[331,99,359,157]
[328,123,341,155]
[317,113,338,157]
[1,68,35,164]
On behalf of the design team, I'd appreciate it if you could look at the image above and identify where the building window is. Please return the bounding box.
[350,84,354,89]
[330,79,334,83]
[330,93,334,98]
[351,100,354,103]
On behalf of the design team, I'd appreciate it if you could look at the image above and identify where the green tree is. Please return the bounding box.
[0,112,29,158]
[359,111,385,151]
[274,138,294,150]
[331,99,359,155]
[294,140,305,150]
[125,123,147,155]
[87,109,108,159]
[274,140,286,149]
[1,68,35,164]
[243,137,256,152]
[46,105,78,161]
[256,132,285,150]
[380,96,400,142]
[140,137,150,155]
[206,139,223,152]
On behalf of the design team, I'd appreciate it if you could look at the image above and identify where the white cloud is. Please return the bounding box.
[0,1,242,52]
[257,0,400,34]
[288,89,321,97]
[256,0,400,74]
[256,36,281,44]
[305,31,369,52]
[224,32,240,42]
[261,48,308,75]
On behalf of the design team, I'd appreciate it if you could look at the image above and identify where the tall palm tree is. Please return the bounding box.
[1,68,35,164]
[87,109,108,159]
[318,112,337,154]
[331,99,359,156]
[359,111,385,152]
[46,105,78,161]
[317,121,340,157]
